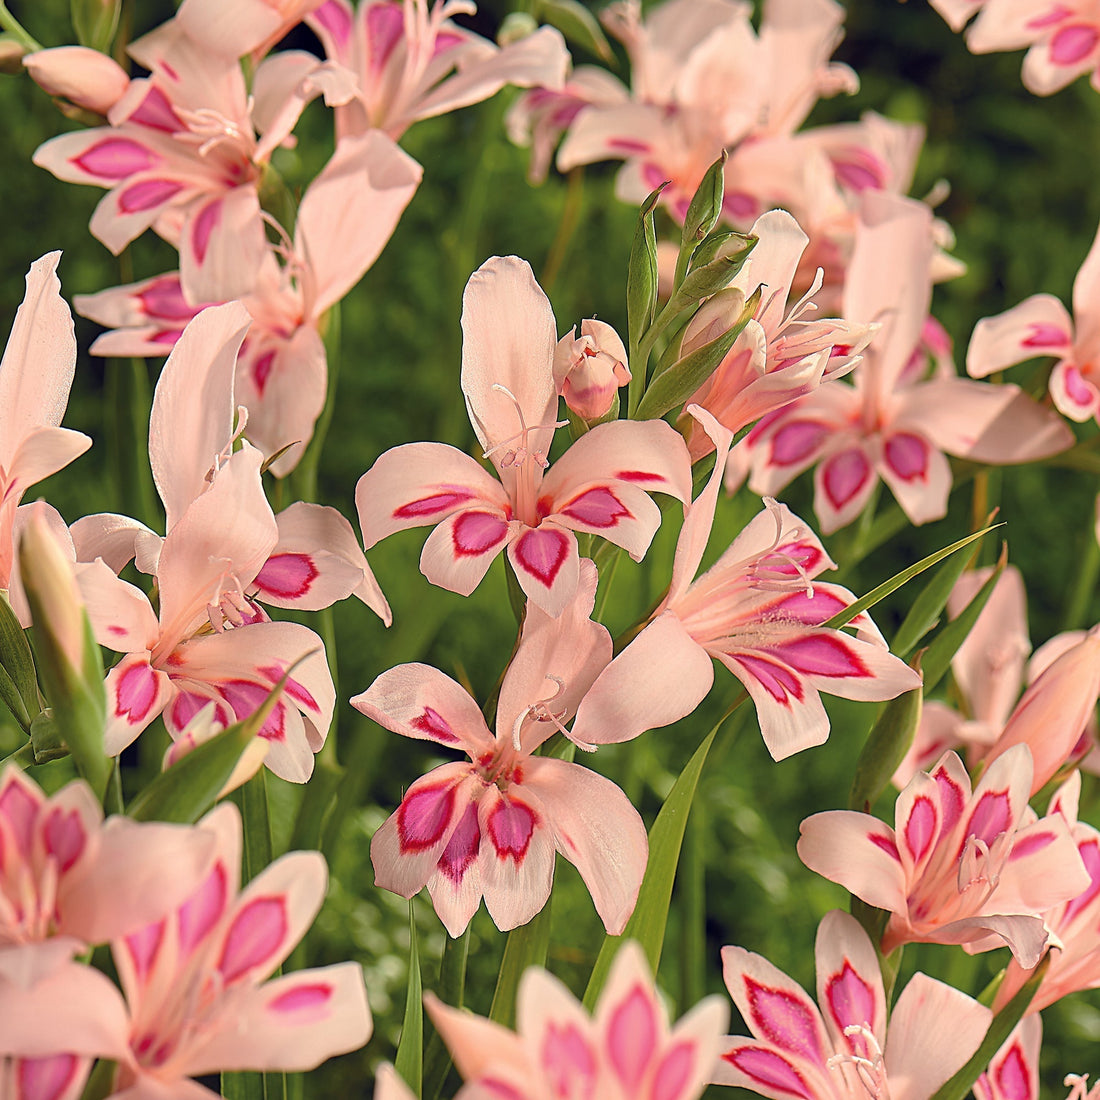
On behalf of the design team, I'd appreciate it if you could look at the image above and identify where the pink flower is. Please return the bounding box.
[23,47,130,114]
[355,256,692,617]
[177,0,329,62]
[0,253,90,594]
[974,1016,1041,1100]
[107,802,371,1096]
[425,939,729,1100]
[353,561,648,936]
[553,317,631,420]
[716,909,993,1100]
[969,218,1100,421]
[570,406,921,761]
[307,0,568,141]
[798,746,1091,967]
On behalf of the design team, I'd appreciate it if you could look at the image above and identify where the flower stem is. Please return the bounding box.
[0,2,42,51]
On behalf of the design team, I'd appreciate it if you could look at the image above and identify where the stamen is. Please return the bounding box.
[827,1024,890,1100]
[480,384,568,469]
[509,674,596,752]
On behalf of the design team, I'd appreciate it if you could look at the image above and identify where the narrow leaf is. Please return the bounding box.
[395,904,424,1097]
[532,0,615,62]
[489,896,552,1029]
[423,926,471,1100]
[849,664,923,812]
[234,768,273,884]
[627,184,666,352]
[0,594,38,729]
[583,724,718,1010]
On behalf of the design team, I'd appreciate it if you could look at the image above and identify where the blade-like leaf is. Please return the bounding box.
[423,926,471,1100]
[489,896,552,1029]
[849,665,923,812]
[532,0,615,62]
[0,594,38,730]
[395,903,423,1097]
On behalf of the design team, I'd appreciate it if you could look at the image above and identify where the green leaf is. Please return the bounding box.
[395,904,424,1097]
[929,952,1050,1100]
[532,0,615,62]
[489,896,553,1029]
[822,524,1002,633]
[582,724,718,1010]
[234,769,273,884]
[288,761,343,851]
[221,1072,264,1100]
[627,184,665,353]
[70,0,120,52]
[0,594,38,730]
[849,669,922,812]
[920,550,1006,696]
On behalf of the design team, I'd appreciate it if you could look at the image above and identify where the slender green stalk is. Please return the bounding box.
[541,167,586,294]
[290,302,341,505]
[1064,515,1100,630]
[0,1,42,50]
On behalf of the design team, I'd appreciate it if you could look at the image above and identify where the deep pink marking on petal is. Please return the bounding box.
[312,0,354,49]
[115,660,159,721]
[607,984,657,1091]
[178,862,228,957]
[218,895,288,984]
[1027,2,1072,28]
[771,421,829,466]
[72,137,158,179]
[487,797,536,862]
[822,448,871,509]
[772,589,846,625]
[723,191,760,221]
[1023,322,1070,348]
[1062,839,1100,924]
[410,706,460,744]
[117,178,184,213]
[438,801,480,883]
[1050,22,1099,63]
[904,795,937,863]
[735,654,804,703]
[150,327,185,346]
[451,511,509,557]
[869,831,900,860]
[191,199,221,266]
[108,624,128,637]
[432,30,465,56]
[967,790,1012,845]
[651,1041,695,1100]
[159,59,180,82]
[1062,365,1095,407]
[1009,830,1055,860]
[541,1022,596,1098]
[129,84,183,131]
[614,469,666,484]
[0,780,38,857]
[18,1054,80,1100]
[124,920,165,985]
[137,276,197,321]
[825,961,876,1035]
[770,635,869,679]
[477,1081,526,1100]
[269,982,334,1015]
[220,680,286,742]
[559,486,630,528]
[397,782,456,852]
[251,350,277,397]
[724,1047,812,1099]
[512,527,569,588]
[367,2,405,72]
[607,137,651,154]
[43,809,86,873]
[885,432,929,482]
[833,149,889,192]
[994,1043,1032,1100]
[169,691,230,733]
[764,540,824,577]
[254,553,319,601]
[393,489,475,519]
[744,978,824,1061]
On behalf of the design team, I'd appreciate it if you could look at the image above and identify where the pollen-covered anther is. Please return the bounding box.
[207,575,254,633]
[827,1024,890,1100]
[481,383,567,471]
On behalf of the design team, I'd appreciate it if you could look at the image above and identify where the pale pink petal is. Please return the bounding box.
[425,800,487,938]
[351,663,493,756]
[974,1017,1041,1100]
[89,171,202,256]
[506,525,580,618]
[70,513,159,573]
[1073,220,1100,353]
[966,294,1074,378]
[103,654,173,755]
[1021,32,1099,95]
[424,992,529,1083]
[995,816,1091,911]
[7,429,92,499]
[176,0,290,59]
[23,47,130,114]
[569,611,715,748]
[556,103,665,171]
[1050,359,1100,421]
[420,508,514,597]
[812,910,886,1049]
[522,757,647,935]
[76,559,160,652]
[179,188,268,304]
[877,431,952,526]
[32,128,166,188]
[813,444,877,534]
[714,1037,824,1098]
[797,811,908,912]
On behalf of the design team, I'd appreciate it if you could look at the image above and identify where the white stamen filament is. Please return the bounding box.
[827,1024,890,1100]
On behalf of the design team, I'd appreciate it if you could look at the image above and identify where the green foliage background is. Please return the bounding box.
[4,0,1100,1095]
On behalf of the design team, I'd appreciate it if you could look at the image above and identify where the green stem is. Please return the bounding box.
[0,740,34,769]
[313,605,339,767]
[290,302,341,504]
[0,1,42,50]
[423,927,471,1100]
[488,900,553,1029]
[540,167,585,294]
[1064,515,1100,630]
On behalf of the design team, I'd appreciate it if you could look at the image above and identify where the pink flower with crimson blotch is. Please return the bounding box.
[353,560,647,936]
[798,746,1091,967]
[974,1010,1040,1100]
[355,256,692,617]
[425,939,728,1100]
[569,406,921,762]
[716,909,992,1100]
[106,802,370,1097]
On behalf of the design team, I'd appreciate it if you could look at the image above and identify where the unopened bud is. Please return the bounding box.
[670,233,757,309]
[21,507,84,675]
[554,319,630,421]
[70,0,121,53]
[498,11,539,46]
[681,150,726,245]
[24,46,129,114]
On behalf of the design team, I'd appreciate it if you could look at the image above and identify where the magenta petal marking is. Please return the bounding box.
[43,809,86,874]
[967,790,1012,845]
[764,540,824,578]
[397,782,456,852]
[614,469,666,484]
[150,327,185,346]
[191,199,221,265]
[724,1047,812,1099]
[1050,23,1099,63]
[125,920,165,985]
[884,433,929,482]
[1009,830,1055,861]
[394,489,475,519]
[438,802,481,884]
[129,84,183,131]
[170,691,230,732]
[869,831,900,860]
[822,448,871,509]
[825,961,876,1033]
[254,553,320,601]
[559,487,631,528]
[1063,840,1100,924]
[723,191,759,221]
[995,1043,1032,1100]
[251,350,276,396]
[772,590,846,625]
[269,982,334,1016]
[410,706,460,744]
[736,654,804,703]
[932,767,966,833]
[432,30,464,56]
[745,979,824,1062]
[1063,365,1095,407]
[771,421,829,465]
[1023,321,1070,348]
[607,984,657,1092]
[770,636,869,679]
[137,276,196,321]
[651,1041,695,1100]
[312,0,353,48]
[607,137,651,154]
[512,527,570,588]
[0,780,38,856]
[487,797,536,862]
[1027,2,1072,27]
[904,795,937,863]
[178,863,228,957]
[541,1023,596,1097]
[367,2,405,71]
[218,895,288,984]
[73,137,158,179]
[115,660,159,721]
[18,1054,80,1100]
[219,680,287,742]
[118,178,184,214]
[451,511,509,557]
[832,149,888,192]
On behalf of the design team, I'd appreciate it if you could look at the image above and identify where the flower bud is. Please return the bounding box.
[498,11,539,46]
[70,0,121,53]
[24,46,129,114]
[0,36,26,74]
[668,232,756,311]
[165,703,269,797]
[20,507,84,676]
[553,319,631,420]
